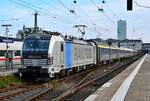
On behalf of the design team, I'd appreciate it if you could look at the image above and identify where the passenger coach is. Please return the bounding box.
[0,37,22,67]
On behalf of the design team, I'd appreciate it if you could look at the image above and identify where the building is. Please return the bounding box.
[16,25,60,40]
[90,38,143,51]
[90,38,107,45]
[142,43,150,54]
[106,39,143,51]
[117,20,127,40]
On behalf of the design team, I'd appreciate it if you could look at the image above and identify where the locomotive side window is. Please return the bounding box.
[61,43,64,52]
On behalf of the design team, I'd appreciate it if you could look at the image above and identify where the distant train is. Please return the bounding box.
[18,33,139,80]
[0,38,22,67]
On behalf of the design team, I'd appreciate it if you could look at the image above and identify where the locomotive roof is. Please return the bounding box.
[65,38,93,46]
[98,45,134,51]
[25,34,51,40]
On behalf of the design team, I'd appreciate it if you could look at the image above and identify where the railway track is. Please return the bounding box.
[25,55,142,101]
[24,66,103,101]
[0,54,143,101]
[0,66,99,101]
[55,55,143,101]
[0,84,52,101]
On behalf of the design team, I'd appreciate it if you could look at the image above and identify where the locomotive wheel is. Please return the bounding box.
[55,73,60,79]
[60,69,67,77]
[72,67,77,74]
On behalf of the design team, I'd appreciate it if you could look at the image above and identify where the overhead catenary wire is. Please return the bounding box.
[39,0,78,24]
[8,0,93,35]
[7,0,35,11]
[17,0,59,18]
[88,0,116,25]
[18,0,90,26]
[55,0,100,31]
[54,0,100,36]
[7,0,56,18]
[75,1,97,25]
[7,0,117,35]
[54,0,90,26]
[8,0,95,34]
[134,0,150,9]
[7,0,74,26]
[0,14,30,23]
[67,0,111,35]
[104,3,119,19]
[74,1,106,33]
[53,0,92,25]
[56,0,70,11]
[55,0,92,26]
[39,0,67,15]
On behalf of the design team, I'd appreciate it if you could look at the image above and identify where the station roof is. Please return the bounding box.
[0,36,22,41]
[106,39,142,43]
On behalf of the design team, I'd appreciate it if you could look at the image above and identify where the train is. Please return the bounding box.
[0,37,22,67]
[18,33,139,80]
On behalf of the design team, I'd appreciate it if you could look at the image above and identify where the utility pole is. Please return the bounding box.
[74,25,87,39]
[1,24,12,69]
[33,11,39,33]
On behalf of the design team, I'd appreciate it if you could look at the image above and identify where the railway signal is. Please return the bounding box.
[127,0,133,11]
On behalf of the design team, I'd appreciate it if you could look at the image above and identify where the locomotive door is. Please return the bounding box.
[60,42,64,67]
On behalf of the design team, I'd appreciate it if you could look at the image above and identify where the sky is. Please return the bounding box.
[0,0,150,42]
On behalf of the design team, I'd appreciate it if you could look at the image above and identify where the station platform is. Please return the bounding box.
[0,65,21,76]
[85,54,150,101]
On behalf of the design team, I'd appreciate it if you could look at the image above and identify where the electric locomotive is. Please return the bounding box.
[18,33,96,80]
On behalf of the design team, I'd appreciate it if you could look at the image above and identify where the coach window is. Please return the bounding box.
[61,43,64,52]
[0,50,5,56]
[15,50,21,56]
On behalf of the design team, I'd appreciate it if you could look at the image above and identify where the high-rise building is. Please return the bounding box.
[117,20,127,40]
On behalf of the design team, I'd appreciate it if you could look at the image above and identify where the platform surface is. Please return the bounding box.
[0,65,20,76]
[85,54,150,101]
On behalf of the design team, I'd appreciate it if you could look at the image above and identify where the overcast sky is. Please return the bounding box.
[0,0,150,42]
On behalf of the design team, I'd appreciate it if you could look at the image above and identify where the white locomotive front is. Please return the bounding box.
[18,33,96,81]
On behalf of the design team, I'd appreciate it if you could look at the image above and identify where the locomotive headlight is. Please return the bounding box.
[48,57,53,65]
[19,73,22,77]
